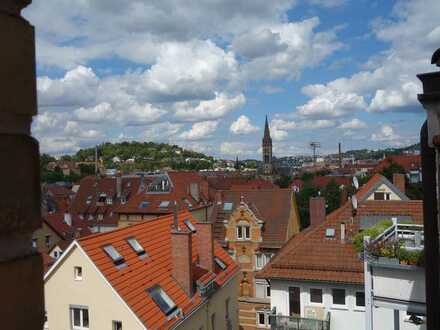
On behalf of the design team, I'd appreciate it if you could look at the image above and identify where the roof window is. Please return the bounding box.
[103,245,125,266]
[214,256,227,270]
[223,202,233,211]
[159,201,170,208]
[127,237,146,257]
[139,201,150,208]
[147,285,178,316]
[184,219,196,233]
[325,228,335,238]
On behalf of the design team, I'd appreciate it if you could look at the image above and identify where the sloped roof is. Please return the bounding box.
[63,211,238,329]
[356,173,409,202]
[45,212,92,240]
[211,189,298,246]
[116,172,209,215]
[374,155,421,173]
[257,174,423,284]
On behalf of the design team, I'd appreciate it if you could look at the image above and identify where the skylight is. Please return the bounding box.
[325,228,335,238]
[126,237,146,256]
[103,245,125,266]
[184,219,196,233]
[139,201,149,208]
[223,202,233,211]
[147,285,178,316]
[159,200,170,208]
[214,256,227,270]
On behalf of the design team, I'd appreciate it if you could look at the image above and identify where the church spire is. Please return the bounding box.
[264,115,271,140]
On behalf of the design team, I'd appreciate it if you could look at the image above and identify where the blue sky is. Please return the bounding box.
[24,0,439,158]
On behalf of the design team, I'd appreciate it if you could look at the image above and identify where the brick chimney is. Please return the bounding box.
[195,222,214,272]
[393,173,406,193]
[116,173,122,198]
[309,197,326,227]
[171,211,194,297]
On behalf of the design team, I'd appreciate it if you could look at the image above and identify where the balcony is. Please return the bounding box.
[269,313,331,330]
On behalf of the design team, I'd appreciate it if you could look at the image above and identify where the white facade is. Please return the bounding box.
[269,279,423,330]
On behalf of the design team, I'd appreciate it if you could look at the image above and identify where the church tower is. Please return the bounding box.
[262,115,273,175]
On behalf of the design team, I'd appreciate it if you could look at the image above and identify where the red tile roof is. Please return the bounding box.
[116,172,209,215]
[75,211,238,329]
[374,155,421,173]
[211,189,298,246]
[257,174,423,284]
[45,212,92,241]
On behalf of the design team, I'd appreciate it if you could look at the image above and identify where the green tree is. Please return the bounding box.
[323,179,341,214]
[296,183,319,229]
[275,175,291,188]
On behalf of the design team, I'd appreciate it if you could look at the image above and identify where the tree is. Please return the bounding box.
[275,175,291,188]
[380,161,406,181]
[296,183,319,229]
[323,179,341,214]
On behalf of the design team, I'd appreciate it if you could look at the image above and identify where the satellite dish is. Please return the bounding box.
[353,176,359,190]
[351,195,358,210]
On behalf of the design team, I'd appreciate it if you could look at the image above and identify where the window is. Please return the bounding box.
[147,285,177,316]
[256,311,270,328]
[225,298,230,319]
[184,219,197,233]
[106,197,113,205]
[256,254,264,269]
[255,280,271,299]
[126,237,146,256]
[54,251,58,258]
[223,202,233,211]
[32,238,37,248]
[310,288,323,304]
[97,213,103,220]
[70,307,89,330]
[332,288,346,306]
[374,192,390,200]
[45,235,51,248]
[211,313,216,330]
[237,225,250,240]
[139,201,149,208]
[325,228,335,238]
[112,320,122,330]
[266,285,271,298]
[74,266,83,280]
[214,256,227,270]
[103,245,125,266]
[356,291,365,307]
[159,200,170,208]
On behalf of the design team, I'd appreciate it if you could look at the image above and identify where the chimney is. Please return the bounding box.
[340,187,348,205]
[340,222,346,242]
[195,222,214,272]
[309,197,326,227]
[215,191,222,205]
[116,173,122,198]
[171,225,194,297]
[64,211,72,226]
[393,173,406,193]
[190,183,200,202]
[173,200,179,229]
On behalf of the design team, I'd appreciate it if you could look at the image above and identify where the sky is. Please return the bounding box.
[24,0,440,159]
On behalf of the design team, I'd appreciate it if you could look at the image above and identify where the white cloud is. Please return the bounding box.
[297,90,366,118]
[179,121,218,140]
[338,118,367,129]
[261,85,285,94]
[300,119,336,129]
[174,93,245,122]
[307,0,346,8]
[220,142,257,156]
[270,119,297,141]
[371,124,403,146]
[230,115,259,134]
[39,137,81,155]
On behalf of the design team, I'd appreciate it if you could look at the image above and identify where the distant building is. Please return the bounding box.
[374,155,422,183]
[44,210,240,330]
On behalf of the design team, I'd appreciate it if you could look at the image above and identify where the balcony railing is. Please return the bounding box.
[372,221,424,251]
[269,314,330,330]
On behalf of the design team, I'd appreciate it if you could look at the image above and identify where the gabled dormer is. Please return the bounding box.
[357,174,409,202]
[224,198,264,243]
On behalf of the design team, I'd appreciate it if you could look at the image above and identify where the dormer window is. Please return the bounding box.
[237,225,250,240]
[139,201,149,208]
[374,192,391,200]
[147,285,178,317]
[126,237,146,257]
[103,245,125,267]
[184,219,196,233]
[106,197,113,205]
[223,202,233,211]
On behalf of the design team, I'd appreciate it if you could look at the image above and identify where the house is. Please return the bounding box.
[257,174,424,330]
[70,174,143,232]
[290,176,351,193]
[374,155,422,183]
[116,172,211,226]
[44,210,240,330]
[210,189,301,329]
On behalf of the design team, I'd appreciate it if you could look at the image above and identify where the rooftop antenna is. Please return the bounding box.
[309,141,321,165]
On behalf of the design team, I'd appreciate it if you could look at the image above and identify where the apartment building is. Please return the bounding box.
[44,210,239,330]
